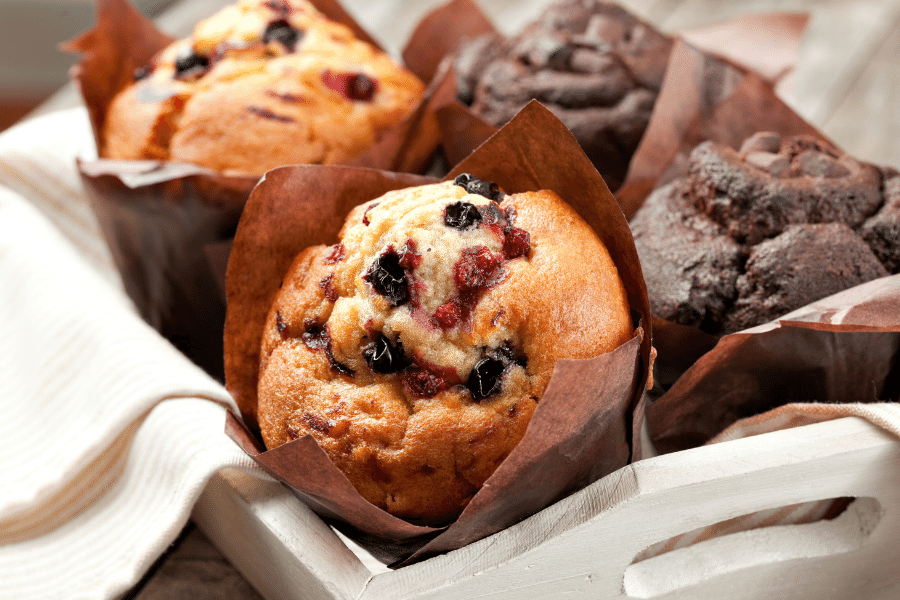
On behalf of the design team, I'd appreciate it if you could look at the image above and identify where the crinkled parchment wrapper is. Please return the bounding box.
[615,38,827,220]
[65,0,445,377]
[223,102,653,565]
[401,0,808,185]
[613,38,850,399]
[646,275,900,455]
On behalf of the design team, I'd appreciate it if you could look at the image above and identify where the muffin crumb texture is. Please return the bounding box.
[257,178,633,523]
[632,133,897,335]
[102,0,424,174]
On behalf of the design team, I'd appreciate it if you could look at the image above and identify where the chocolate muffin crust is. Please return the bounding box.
[455,0,672,190]
[632,132,897,335]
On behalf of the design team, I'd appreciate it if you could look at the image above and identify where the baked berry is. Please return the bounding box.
[454,246,502,292]
[467,357,505,400]
[364,334,408,374]
[321,71,378,102]
[263,19,302,51]
[453,173,502,202]
[323,243,347,264]
[433,300,463,329]
[365,250,410,306]
[402,362,455,398]
[444,201,482,230]
[174,46,209,79]
[503,227,531,259]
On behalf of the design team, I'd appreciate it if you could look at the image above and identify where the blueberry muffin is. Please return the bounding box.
[256,175,633,523]
[102,0,424,174]
[455,0,672,190]
[632,132,895,335]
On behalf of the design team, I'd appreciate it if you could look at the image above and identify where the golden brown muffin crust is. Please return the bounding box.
[101,0,423,174]
[257,181,632,523]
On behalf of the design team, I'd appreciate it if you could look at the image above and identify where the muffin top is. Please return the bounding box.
[455,0,672,190]
[102,0,424,174]
[632,132,897,335]
[256,176,633,523]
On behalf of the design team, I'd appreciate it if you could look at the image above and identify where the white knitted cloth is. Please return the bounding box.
[0,108,268,600]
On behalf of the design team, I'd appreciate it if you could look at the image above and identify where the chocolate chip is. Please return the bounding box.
[453,173,502,202]
[133,64,152,81]
[174,46,209,79]
[467,357,505,400]
[263,19,302,51]
[365,251,409,306]
[363,334,408,374]
[444,201,482,230]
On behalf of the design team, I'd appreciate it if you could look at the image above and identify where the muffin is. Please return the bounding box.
[455,0,672,190]
[101,0,424,174]
[255,175,634,523]
[632,132,896,336]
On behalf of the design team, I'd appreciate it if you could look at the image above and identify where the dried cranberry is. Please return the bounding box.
[263,19,302,51]
[433,301,463,329]
[362,203,379,225]
[321,70,378,102]
[454,246,502,292]
[398,240,422,271]
[444,201,482,230]
[467,357,505,400]
[174,46,209,79]
[133,64,152,81]
[503,227,531,259]
[363,334,408,374]
[319,274,337,302]
[402,363,454,398]
[453,173,502,202]
[323,244,346,264]
[365,250,409,306]
[275,310,288,336]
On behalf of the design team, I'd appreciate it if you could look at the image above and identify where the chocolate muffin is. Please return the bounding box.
[102,0,424,174]
[632,132,895,335]
[455,0,672,190]
[256,176,633,523]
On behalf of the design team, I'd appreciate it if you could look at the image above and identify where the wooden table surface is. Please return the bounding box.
[53,0,891,597]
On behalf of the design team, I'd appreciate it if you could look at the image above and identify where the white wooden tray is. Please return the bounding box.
[192,416,900,599]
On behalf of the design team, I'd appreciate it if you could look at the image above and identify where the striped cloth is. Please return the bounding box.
[0,108,269,600]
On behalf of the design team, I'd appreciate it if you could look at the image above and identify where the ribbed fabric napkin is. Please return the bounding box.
[0,108,269,600]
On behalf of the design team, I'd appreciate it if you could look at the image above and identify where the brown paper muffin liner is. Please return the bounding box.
[616,39,827,219]
[646,274,900,455]
[403,0,809,187]
[65,0,445,376]
[223,101,652,565]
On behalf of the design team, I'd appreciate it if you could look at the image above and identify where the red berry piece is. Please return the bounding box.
[401,360,458,398]
[398,240,422,271]
[323,243,346,264]
[321,70,378,102]
[503,227,531,259]
[454,246,502,292]
[318,274,337,302]
[433,300,463,329]
[362,202,379,225]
